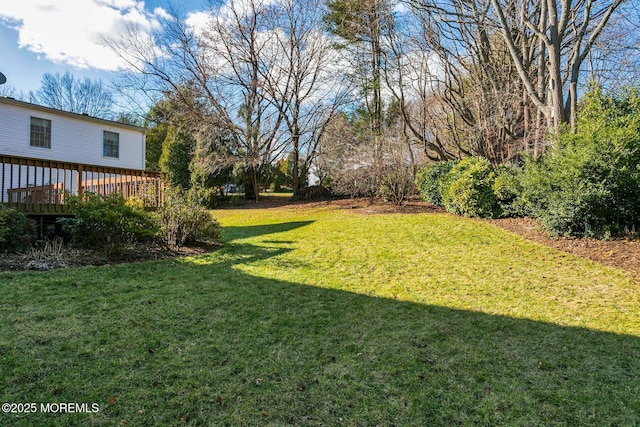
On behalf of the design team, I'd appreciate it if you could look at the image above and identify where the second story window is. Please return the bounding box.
[103,131,119,158]
[30,117,51,148]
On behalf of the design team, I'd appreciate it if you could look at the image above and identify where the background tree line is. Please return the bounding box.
[17,0,640,204]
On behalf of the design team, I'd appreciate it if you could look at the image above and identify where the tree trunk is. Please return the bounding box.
[569,81,578,133]
[292,135,301,196]
[252,166,261,202]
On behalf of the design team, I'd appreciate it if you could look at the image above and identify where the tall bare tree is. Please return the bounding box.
[105,1,287,200]
[263,0,350,195]
[200,0,288,200]
[405,0,631,160]
[325,0,396,174]
[488,0,626,131]
[393,0,528,163]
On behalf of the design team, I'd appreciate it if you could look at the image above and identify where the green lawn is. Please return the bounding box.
[1,204,639,426]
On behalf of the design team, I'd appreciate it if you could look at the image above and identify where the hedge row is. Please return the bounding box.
[415,157,517,220]
[415,87,640,237]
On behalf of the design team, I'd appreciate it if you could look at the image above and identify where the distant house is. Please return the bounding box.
[0,97,164,213]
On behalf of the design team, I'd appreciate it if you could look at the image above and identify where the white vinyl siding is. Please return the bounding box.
[0,99,145,170]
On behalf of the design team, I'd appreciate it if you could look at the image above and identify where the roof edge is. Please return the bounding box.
[0,96,147,132]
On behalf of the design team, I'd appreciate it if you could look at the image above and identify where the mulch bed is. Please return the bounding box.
[0,241,221,272]
[490,217,640,279]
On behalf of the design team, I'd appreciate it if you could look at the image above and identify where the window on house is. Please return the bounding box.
[30,117,51,148]
[103,131,119,158]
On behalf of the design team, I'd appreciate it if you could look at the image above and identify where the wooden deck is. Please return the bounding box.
[1,154,165,214]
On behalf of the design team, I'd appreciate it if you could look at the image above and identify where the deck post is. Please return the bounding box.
[76,164,84,197]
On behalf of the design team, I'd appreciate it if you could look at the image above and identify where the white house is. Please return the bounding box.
[0,96,146,169]
[0,97,164,211]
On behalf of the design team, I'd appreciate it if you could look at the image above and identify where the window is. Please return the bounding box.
[103,131,119,158]
[30,117,51,148]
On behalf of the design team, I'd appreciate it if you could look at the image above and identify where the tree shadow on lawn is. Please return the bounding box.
[174,258,640,426]
[2,222,640,426]
[222,220,316,242]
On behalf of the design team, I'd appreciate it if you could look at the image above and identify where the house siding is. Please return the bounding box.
[0,98,145,170]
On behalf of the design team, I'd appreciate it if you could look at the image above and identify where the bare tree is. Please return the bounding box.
[488,0,626,131]
[404,0,632,161]
[391,0,528,163]
[200,0,289,200]
[583,3,640,91]
[29,72,115,119]
[105,1,289,201]
[263,0,351,196]
[325,0,396,178]
[0,82,20,99]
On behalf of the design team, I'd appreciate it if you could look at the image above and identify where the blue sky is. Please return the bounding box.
[0,0,208,97]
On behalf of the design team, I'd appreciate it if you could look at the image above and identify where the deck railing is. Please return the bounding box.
[1,154,165,214]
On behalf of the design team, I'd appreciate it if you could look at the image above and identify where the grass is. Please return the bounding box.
[1,204,639,426]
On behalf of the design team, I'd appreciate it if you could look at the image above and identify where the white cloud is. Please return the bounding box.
[0,0,166,71]
[185,10,211,35]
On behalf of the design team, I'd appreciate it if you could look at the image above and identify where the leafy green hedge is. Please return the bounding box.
[414,87,640,237]
[492,165,523,217]
[518,88,640,236]
[416,158,503,218]
[415,160,459,207]
[441,157,500,218]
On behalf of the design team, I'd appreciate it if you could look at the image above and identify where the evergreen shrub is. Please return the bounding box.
[415,160,459,207]
[519,87,640,236]
[441,157,500,218]
[0,207,37,253]
[65,192,158,252]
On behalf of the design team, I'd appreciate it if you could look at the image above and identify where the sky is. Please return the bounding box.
[0,0,208,97]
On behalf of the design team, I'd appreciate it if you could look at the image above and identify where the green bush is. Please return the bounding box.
[415,160,459,207]
[492,165,523,217]
[0,207,37,253]
[519,87,640,236]
[441,157,500,218]
[155,188,222,249]
[291,185,332,201]
[65,192,158,252]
